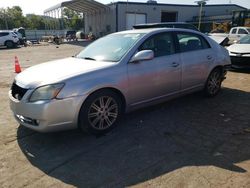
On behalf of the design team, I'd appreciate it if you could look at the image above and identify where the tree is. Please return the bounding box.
[26,14,45,29]
[63,8,84,30]
[0,6,83,30]
[6,6,26,28]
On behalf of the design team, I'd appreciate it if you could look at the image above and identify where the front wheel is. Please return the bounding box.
[78,90,122,135]
[204,68,223,97]
[5,41,14,48]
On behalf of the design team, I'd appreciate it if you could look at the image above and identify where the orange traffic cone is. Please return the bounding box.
[14,56,21,73]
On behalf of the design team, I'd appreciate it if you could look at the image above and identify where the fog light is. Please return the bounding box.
[16,114,39,126]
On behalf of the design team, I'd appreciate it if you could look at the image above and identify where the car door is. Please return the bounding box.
[229,28,238,42]
[0,33,4,45]
[176,32,213,91]
[127,32,181,106]
[236,28,249,41]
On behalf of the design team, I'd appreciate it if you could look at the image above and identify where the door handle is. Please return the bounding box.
[207,55,212,60]
[172,62,179,67]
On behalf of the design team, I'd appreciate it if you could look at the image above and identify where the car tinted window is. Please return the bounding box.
[238,29,248,34]
[177,33,210,52]
[0,32,9,37]
[231,28,237,34]
[139,32,175,57]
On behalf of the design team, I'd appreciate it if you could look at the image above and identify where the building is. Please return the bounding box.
[44,0,246,36]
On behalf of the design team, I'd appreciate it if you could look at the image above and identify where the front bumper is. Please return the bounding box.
[230,55,250,69]
[9,90,86,132]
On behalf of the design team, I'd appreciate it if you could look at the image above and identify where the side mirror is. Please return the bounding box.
[130,50,154,63]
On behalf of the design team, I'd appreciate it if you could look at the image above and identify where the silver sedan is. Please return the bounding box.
[9,28,231,135]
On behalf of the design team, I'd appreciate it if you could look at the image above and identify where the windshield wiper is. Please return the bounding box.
[82,57,96,61]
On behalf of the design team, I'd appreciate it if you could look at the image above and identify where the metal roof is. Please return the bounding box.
[44,0,109,14]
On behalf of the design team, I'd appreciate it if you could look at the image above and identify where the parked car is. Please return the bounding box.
[208,35,229,46]
[209,27,250,44]
[0,30,19,48]
[9,28,231,135]
[65,30,76,41]
[13,27,26,45]
[227,35,250,69]
[133,22,199,31]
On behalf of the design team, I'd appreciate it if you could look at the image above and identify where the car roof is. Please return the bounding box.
[0,30,12,33]
[135,22,192,26]
[115,28,202,35]
[133,22,199,31]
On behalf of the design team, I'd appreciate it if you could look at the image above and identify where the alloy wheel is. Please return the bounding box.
[207,70,222,95]
[88,96,118,130]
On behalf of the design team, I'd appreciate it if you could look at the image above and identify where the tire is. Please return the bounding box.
[78,90,122,135]
[5,41,14,48]
[204,68,223,97]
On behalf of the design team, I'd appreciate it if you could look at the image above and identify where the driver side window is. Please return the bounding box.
[139,33,175,57]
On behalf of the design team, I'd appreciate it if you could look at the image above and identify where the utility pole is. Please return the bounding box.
[195,0,208,30]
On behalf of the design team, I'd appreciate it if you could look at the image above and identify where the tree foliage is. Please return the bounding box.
[0,6,84,30]
[62,8,84,30]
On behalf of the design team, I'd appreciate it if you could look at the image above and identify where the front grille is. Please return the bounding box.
[11,83,28,100]
[230,52,250,55]
[231,56,250,67]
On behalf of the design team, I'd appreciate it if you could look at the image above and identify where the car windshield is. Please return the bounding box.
[238,35,250,44]
[76,33,144,62]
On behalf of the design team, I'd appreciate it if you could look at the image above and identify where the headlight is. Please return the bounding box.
[29,83,64,102]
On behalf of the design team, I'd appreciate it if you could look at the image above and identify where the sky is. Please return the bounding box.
[1,0,250,15]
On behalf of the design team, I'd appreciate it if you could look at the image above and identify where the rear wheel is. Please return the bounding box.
[78,90,122,135]
[5,41,14,48]
[204,68,223,97]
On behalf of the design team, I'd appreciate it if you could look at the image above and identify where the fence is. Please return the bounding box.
[25,30,67,40]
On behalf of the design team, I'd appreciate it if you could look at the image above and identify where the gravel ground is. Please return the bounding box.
[0,43,250,188]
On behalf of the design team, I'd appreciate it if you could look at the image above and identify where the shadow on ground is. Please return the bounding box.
[230,68,250,74]
[0,46,22,50]
[17,87,250,187]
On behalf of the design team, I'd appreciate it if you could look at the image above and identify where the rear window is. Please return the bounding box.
[238,29,248,34]
[177,32,210,52]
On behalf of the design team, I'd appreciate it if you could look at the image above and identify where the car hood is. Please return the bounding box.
[15,57,114,88]
[208,35,229,46]
[227,44,250,53]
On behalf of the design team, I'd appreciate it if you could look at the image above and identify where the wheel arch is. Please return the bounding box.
[204,65,224,97]
[77,87,126,132]
[212,65,223,74]
[4,40,14,47]
[89,87,127,113]
[77,87,126,118]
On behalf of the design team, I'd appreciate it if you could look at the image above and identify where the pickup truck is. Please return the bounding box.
[210,27,250,44]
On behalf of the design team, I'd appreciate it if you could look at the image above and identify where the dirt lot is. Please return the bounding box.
[0,43,250,188]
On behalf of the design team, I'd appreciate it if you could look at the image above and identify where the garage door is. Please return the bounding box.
[126,13,146,30]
